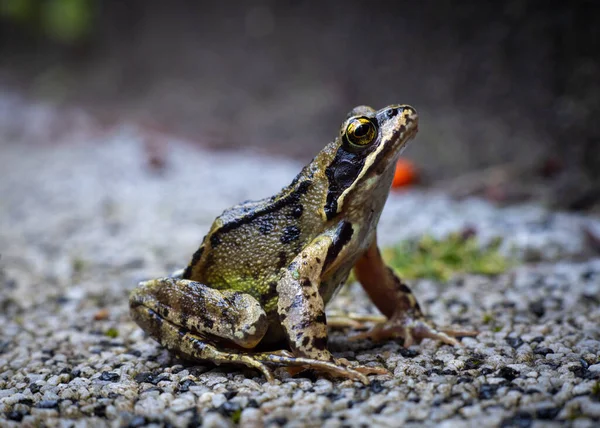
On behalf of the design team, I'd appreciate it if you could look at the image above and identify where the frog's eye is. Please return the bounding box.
[344,117,378,147]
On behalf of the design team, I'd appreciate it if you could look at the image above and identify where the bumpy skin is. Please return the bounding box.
[130,104,470,384]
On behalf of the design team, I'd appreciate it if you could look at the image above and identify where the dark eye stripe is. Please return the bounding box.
[323,147,366,220]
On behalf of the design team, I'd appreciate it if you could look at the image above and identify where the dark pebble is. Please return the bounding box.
[321,410,333,419]
[99,371,120,382]
[457,376,473,384]
[224,390,238,400]
[501,411,533,428]
[528,301,545,318]
[569,363,587,378]
[399,348,419,358]
[534,347,554,356]
[29,383,41,394]
[464,357,485,370]
[506,337,524,349]
[370,380,384,393]
[178,379,196,392]
[55,295,70,305]
[134,372,155,384]
[442,369,457,376]
[480,367,494,375]
[581,269,596,280]
[5,410,26,421]
[37,400,59,409]
[498,366,520,381]
[325,392,344,402]
[247,399,259,408]
[530,336,545,343]
[18,398,33,406]
[272,416,288,426]
[536,406,560,420]
[216,401,240,417]
[151,374,170,385]
[94,404,107,417]
[70,369,82,378]
[478,384,498,400]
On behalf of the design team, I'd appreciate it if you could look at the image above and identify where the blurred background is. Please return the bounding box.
[0,0,598,210]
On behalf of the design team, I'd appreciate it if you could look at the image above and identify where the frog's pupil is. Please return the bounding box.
[354,123,369,137]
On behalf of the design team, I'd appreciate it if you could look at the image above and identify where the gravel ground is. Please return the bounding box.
[1,130,600,427]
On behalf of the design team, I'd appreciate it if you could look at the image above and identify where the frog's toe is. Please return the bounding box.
[252,353,373,384]
[335,358,389,376]
[349,317,476,348]
[243,358,275,383]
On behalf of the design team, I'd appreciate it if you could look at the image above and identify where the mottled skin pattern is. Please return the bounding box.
[130,104,471,384]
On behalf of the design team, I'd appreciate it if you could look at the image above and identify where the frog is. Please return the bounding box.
[129,104,471,384]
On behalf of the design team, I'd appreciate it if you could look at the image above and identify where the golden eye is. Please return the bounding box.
[345,117,377,147]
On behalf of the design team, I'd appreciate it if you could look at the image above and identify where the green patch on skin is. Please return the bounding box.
[382,234,510,282]
[105,328,119,338]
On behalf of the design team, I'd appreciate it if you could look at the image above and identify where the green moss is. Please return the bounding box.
[482,313,494,324]
[105,328,119,338]
[592,382,600,401]
[1,0,94,43]
[382,234,510,282]
[72,257,86,274]
[231,409,242,424]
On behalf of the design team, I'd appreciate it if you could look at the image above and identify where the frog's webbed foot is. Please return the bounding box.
[349,312,478,348]
[251,351,387,384]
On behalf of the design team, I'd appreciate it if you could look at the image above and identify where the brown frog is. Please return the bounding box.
[129,105,470,384]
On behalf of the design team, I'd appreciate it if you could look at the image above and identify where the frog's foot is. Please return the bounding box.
[327,311,387,329]
[349,314,477,348]
[251,351,388,384]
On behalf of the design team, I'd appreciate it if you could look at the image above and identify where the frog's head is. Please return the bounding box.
[323,104,418,220]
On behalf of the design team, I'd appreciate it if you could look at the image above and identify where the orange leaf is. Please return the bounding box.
[392,158,417,188]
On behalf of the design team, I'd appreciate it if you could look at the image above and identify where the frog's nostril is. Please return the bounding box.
[385,108,398,119]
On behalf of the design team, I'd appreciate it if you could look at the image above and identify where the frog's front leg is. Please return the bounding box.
[129,277,276,381]
[352,236,477,347]
[274,231,387,383]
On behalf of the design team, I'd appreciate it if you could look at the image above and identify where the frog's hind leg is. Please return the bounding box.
[130,277,274,380]
[353,237,478,347]
[131,305,275,382]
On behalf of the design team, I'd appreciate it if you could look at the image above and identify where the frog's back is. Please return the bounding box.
[182,169,329,313]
